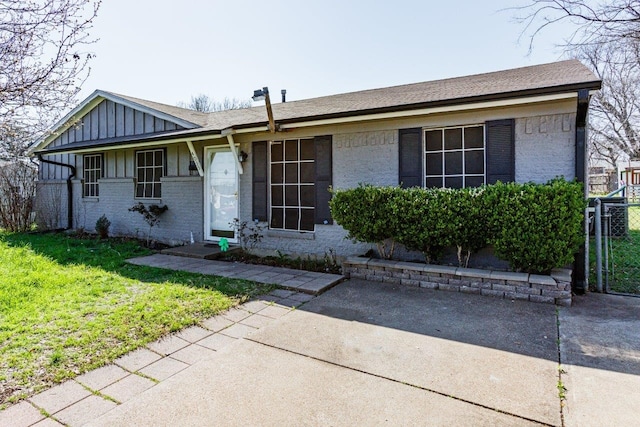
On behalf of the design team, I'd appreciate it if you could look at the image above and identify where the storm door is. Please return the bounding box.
[204,146,238,242]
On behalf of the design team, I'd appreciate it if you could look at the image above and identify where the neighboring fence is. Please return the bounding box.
[592,198,640,294]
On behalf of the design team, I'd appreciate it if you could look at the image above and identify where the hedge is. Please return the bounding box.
[329,179,585,274]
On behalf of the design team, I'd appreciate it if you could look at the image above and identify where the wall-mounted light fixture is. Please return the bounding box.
[238,150,248,164]
[188,160,198,176]
[252,86,276,133]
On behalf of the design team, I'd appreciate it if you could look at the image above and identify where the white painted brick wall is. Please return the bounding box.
[515,113,575,183]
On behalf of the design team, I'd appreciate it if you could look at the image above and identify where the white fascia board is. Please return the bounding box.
[278,93,579,130]
[27,90,105,155]
[39,133,226,156]
[28,90,200,156]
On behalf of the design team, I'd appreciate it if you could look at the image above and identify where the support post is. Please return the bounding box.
[595,198,603,293]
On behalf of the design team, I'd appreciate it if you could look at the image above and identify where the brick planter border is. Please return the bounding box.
[343,257,572,306]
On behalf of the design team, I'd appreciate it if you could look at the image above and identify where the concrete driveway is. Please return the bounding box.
[86,279,639,427]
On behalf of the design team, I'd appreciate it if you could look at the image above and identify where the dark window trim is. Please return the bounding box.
[82,153,104,198]
[268,138,316,233]
[134,147,166,199]
[423,123,485,189]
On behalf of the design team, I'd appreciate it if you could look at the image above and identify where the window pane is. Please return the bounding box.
[445,151,463,175]
[154,183,161,197]
[465,150,484,174]
[426,153,442,175]
[95,186,99,197]
[285,140,298,161]
[425,130,442,151]
[285,185,299,206]
[426,177,443,188]
[285,163,298,183]
[145,169,154,183]
[445,128,462,150]
[271,185,283,206]
[155,150,163,165]
[154,166,163,181]
[300,139,314,160]
[146,152,153,165]
[271,163,283,184]
[271,208,283,229]
[145,183,152,197]
[271,142,283,162]
[137,153,144,167]
[284,208,299,230]
[138,169,144,182]
[465,176,485,188]
[136,184,144,198]
[300,162,314,183]
[300,209,314,231]
[445,176,463,189]
[300,185,314,207]
[465,126,484,149]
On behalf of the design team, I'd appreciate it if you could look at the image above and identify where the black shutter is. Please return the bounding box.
[314,135,333,225]
[399,128,423,188]
[486,119,515,184]
[252,141,268,222]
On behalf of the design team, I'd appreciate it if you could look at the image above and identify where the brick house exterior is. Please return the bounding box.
[29,60,601,262]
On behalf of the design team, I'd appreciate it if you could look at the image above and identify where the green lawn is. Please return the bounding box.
[0,232,272,406]
[589,205,640,294]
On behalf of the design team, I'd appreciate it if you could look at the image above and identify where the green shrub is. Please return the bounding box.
[331,179,585,274]
[489,179,585,274]
[95,214,111,239]
[439,187,492,267]
[393,187,449,263]
[329,185,401,258]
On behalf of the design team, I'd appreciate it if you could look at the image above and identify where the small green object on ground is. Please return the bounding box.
[218,238,229,252]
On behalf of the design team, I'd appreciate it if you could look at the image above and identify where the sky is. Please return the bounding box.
[78,0,576,107]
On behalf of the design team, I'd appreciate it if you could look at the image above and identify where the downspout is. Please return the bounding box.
[574,89,590,294]
[37,154,76,230]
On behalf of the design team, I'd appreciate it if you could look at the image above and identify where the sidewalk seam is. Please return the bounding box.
[246,338,556,427]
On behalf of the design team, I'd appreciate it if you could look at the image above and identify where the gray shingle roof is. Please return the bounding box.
[108,60,601,132]
[36,60,600,154]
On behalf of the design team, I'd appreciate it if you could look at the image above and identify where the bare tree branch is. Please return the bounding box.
[177,94,252,112]
[0,0,101,159]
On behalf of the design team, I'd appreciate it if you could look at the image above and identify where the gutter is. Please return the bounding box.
[37,154,76,230]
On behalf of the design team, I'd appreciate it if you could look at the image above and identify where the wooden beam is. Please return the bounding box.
[185,140,204,177]
[225,132,244,175]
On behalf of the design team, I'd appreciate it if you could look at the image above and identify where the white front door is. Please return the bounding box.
[204,146,238,242]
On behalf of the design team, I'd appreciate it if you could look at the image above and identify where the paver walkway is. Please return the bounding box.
[0,289,312,427]
[127,254,344,294]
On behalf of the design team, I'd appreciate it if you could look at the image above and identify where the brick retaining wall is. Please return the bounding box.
[343,257,572,306]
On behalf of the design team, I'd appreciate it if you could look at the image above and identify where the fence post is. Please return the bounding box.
[595,198,603,293]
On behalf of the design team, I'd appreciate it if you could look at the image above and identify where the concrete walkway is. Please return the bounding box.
[127,253,344,294]
[0,289,314,427]
[2,279,639,426]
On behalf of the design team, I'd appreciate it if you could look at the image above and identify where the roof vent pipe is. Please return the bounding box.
[281,89,286,103]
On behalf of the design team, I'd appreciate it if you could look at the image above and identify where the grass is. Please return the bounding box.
[0,231,273,407]
[589,205,640,294]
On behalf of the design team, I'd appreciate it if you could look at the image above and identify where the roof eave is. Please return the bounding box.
[27,90,202,156]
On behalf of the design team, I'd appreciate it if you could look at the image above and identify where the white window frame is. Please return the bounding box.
[268,138,315,232]
[135,148,165,199]
[424,124,486,189]
[83,154,103,198]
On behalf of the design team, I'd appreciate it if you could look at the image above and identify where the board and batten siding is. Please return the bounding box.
[39,99,186,179]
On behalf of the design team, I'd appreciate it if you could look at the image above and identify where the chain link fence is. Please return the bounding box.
[592,200,640,294]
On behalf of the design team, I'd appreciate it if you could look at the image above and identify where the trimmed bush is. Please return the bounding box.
[393,187,449,263]
[330,179,585,273]
[329,185,402,259]
[488,179,585,274]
